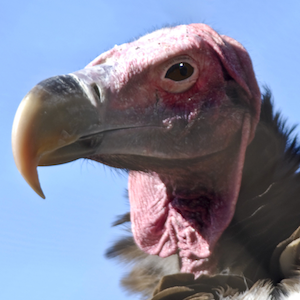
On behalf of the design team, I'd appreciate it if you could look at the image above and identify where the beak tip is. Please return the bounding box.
[19,172,46,199]
[35,187,46,199]
[25,173,46,199]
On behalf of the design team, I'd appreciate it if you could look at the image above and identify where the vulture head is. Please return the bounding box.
[14,24,293,288]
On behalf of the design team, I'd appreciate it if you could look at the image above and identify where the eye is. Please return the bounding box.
[165,62,194,81]
[160,57,199,93]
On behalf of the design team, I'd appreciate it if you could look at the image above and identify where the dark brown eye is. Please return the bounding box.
[165,62,194,81]
[160,57,199,93]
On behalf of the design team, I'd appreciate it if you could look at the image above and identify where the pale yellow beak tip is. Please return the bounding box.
[12,90,47,199]
[35,189,46,200]
[16,161,46,199]
[30,179,46,199]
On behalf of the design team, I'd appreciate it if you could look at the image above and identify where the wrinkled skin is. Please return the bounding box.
[106,92,300,299]
[12,24,261,276]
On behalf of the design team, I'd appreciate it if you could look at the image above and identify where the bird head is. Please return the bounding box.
[12,24,260,275]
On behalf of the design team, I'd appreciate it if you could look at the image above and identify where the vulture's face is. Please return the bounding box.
[12,24,261,276]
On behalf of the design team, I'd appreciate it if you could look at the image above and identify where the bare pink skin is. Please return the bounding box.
[87,24,260,129]
[85,24,261,276]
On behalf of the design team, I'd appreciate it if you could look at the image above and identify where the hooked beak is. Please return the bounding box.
[12,72,106,198]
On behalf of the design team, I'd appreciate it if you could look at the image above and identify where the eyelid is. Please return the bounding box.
[159,55,199,93]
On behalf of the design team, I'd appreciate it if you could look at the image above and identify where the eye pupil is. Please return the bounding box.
[165,62,194,81]
[179,63,187,76]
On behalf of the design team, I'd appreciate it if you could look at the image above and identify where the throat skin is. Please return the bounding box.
[128,115,251,277]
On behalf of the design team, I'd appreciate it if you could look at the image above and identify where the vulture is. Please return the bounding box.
[12,24,300,299]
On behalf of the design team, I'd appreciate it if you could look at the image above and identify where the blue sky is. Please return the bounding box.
[2,1,300,299]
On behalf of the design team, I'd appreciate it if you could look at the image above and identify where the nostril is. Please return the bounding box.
[92,84,101,101]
